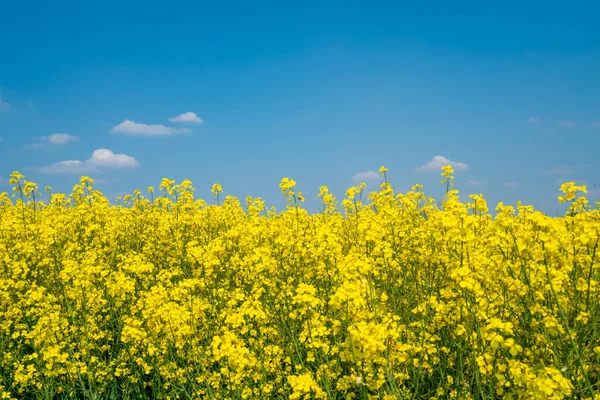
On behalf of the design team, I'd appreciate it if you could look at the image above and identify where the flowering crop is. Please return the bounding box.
[0,167,599,399]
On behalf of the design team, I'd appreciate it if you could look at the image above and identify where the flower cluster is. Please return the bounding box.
[0,167,598,399]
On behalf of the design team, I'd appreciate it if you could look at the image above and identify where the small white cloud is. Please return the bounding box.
[592,122,600,127]
[548,165,575,175]
[528,116,541,123]
[559,121,576,129]
[40,149,139,174]
[504,182,519,188]
[26,133,80,149]
[42,133,79,144]
[415,156,468,173]
[110,120,191,136]
[168,112,203,124]
[87,149,138,168]
[40,160,96,174]
[352,171,383,183]
[465,179,489,186]
[0,176,6,185]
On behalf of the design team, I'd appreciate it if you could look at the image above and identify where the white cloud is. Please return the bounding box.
[352,171,383,183]
[0,176,6,185]
[40,149,139,174]
[548,165,575,175]
[559,121,576,129]
[26,133,80,149]
[87,149,138,168]
[168,112,203,124]
[528,116,541,123]
[110,120,191,136]
[593,122,600,127]
[40,160,96,174]
[42,133,79,144]
[415,156,469,173]
[504,182,519,189]
[465,179,489,186]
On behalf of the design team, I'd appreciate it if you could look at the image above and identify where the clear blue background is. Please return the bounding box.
[1,0,599,214]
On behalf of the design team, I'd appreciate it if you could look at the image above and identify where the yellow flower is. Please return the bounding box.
[441,164,454,178]
[211,183,223,196]
[0,167,598,399]
[279,177,297,195]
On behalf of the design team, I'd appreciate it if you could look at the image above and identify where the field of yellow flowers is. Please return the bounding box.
[0,166,599,399]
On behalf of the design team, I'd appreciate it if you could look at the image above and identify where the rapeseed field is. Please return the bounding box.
[0,166,598,399]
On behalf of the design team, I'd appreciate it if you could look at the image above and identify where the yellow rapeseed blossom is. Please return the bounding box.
[0,166,598,399]
[211,183,223,196]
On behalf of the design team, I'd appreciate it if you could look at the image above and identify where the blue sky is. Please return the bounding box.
[1,0,599,214]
